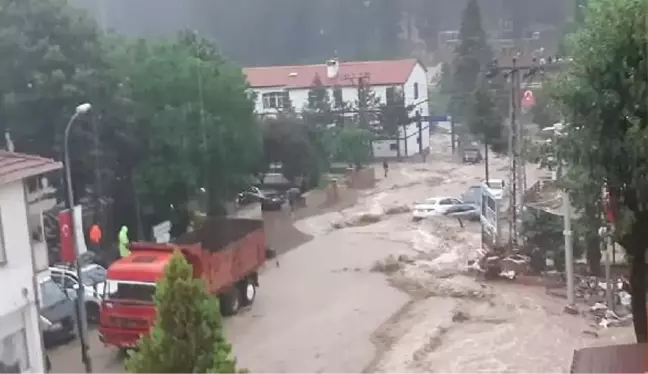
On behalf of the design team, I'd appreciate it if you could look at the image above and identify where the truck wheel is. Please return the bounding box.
[239,280,256,306]
[220,288,240,316]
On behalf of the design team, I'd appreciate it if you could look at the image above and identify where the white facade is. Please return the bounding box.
[0,180,46,373]
[251,62,431,159]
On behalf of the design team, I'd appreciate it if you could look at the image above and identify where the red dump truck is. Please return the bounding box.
[98,217,266,349]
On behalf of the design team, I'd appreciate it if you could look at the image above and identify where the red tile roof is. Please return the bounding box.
[570,343,647,373]
[243,58,423,89]
[0,151,62,186]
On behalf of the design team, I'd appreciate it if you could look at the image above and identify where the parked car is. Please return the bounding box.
[237,186,262,206]
[259,189,285,211]
[412,197,463,221]
[50,263,107,323]
[39,273,77,347]
[482,179,505,199]
[462,147,482,164]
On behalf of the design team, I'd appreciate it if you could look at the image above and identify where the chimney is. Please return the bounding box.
[325,58,339,79]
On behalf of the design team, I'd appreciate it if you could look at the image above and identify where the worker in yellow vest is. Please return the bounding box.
[118,225,130,257]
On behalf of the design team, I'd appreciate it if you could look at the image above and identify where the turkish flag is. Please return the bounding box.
[604,189,616,225]
[59,209,75,263]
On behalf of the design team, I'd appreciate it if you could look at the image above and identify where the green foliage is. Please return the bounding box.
[522,207,585,272]
[450,0,493,122]
[354,78,382,128]
[530,88,561,130]
[261,114,318,183]
[467,86,506,154]
[0,0,108,193]
[125,251,239,373]
[111,34,261,218]
[333,127,372,169]
[552,0,647,341]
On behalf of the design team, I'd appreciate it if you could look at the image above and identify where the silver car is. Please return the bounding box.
[49,263,107,323]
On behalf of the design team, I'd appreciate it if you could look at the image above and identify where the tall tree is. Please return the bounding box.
[354,77,381,128]
[467,85,506,181]
[380,87,409,159]
[303,75,335,185]
[0,0,108,196]
[109,32,261,226]
[553,0,647,342]
[450,0,492,123]
[261,114,318,184]
[125,251,240,373]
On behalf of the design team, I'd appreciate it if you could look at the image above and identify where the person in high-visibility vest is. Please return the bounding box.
[118,225,130,257]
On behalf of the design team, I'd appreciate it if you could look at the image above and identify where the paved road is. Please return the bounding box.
[48,187,368,373]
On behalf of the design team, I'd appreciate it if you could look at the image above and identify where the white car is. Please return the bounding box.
[412,197,463,221]
[50,263,107,323]
[482,179,505,199]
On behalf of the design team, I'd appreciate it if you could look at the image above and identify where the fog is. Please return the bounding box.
[70,0,573,66]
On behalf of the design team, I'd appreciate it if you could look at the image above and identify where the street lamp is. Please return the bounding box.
[63,102,93,373]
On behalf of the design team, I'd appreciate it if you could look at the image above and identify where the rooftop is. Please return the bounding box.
[243,58,422,89]
[0,151,62,186]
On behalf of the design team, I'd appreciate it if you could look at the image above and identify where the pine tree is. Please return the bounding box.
[304,74,334,127]
[354,77,381,128]
[450,0,493,123]
[125,251,239,373]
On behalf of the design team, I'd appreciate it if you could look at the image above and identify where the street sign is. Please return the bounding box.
[521,90,536,108]
[152,220,172,243]
[422,115,452,122]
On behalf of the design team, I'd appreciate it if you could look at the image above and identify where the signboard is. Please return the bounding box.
[521,90,536,108]
[152,221,172,243]
[422,115,452,122]
[480,188,500,251]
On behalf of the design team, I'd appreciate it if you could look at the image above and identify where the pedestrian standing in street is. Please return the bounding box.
[118,225,130,258]
[383,160,389,178]
[287,187,300,219]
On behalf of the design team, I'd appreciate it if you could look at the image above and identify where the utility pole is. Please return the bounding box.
[486,55,540,249]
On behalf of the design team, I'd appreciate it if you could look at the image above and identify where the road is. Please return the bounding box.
[48,132,634,373]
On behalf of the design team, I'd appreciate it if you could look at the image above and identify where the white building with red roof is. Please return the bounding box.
[0,151,62,373]
[243,58,431,159]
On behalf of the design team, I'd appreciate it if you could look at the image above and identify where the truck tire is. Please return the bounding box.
[220,288,240,316]
[239,279,256,306]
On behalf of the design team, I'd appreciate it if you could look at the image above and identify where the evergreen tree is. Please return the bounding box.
[125,251,239,373]
[450,0,493,123]
[354,77,381,128]
[304,74,333,127]
[379,88,409,159]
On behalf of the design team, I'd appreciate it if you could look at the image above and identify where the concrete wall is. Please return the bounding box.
[0,181,45,373]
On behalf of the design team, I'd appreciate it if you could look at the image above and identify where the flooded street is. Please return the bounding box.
[49,132,634,373]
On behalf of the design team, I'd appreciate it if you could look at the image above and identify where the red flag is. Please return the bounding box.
[604,189,616,225]
[59,209,75,263]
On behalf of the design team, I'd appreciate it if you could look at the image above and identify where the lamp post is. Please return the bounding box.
[64,102,93,373]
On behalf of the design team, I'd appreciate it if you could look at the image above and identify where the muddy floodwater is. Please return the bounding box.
[48,133,634,373]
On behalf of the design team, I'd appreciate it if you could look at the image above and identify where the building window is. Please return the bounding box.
[389,143,398,151]
[0,328,29,373]
[262,92,287,109]
[414,83,419,100]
